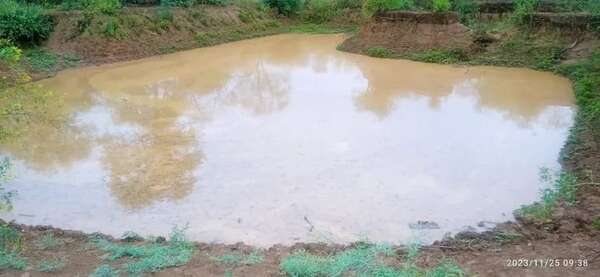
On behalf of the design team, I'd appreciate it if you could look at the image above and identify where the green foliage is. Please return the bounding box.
[281,242,465,277]
[90,264,120,277]
[454,0,477,23]
[300,0,337,24]
[84,0,122,15]
[406,49,464,64]
[91,227,195,275]
[0,225,26,271]
[263,0,301,15]
[0,159,16,211]
[362,0,414,16]
[210,250,264,267]
[512,0,537,25]
[103,17,126,39]
[593,217,600,230]
[334,0,362,9]
[432,0,450,12]
[364,46,394,58]
[161,0,195,7]
[37,258,65,272]
[23,48,57,72]
[286,23,355,33]
[518,168,578,221]
[0,39,22,65]
[0,0,53,45]
[35,233,64,250]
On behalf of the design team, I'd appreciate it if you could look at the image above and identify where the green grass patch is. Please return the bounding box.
[364,46,394,58]
[404,49,465,64]
[91,227,195,276]
[592,218,600,230]
[286,23,357,34]
[37,258,65,272]
[280,242,466,277]
[90,264,120,277]
[210,250,264,267]
[517,168,578,221]
[35,233,64,250]
[0,225,26,271]
[23,48,57,72]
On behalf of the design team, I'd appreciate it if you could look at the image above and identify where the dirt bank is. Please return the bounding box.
[339,11,474,55]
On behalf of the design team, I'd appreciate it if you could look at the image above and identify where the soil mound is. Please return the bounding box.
[339,11,473,54]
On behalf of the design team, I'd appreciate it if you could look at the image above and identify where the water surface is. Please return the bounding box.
[0,34,575,246]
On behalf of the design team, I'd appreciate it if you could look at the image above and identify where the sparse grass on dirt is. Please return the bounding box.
[517,168,578,221]
[34,233,64,250]
[90,264,120,277]
[0,225,27,271]
[37,258,66,272]
[364,46,394,58]
[281,242,466,277]
[90,227,195,276]
[403,49,465,64]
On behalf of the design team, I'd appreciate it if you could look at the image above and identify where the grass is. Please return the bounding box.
[90,264,120,277]
[35,233,64,250]
[37,258,65,272]
[593,218,600,230]
[285,23,357,34]
[364,46,394,58]
[404,49,465,64]
[280,242,465,277]
[210,250,264,267]
[23,49,57,72]
[0,225,27,271]
[90,227,195,276]
[517,168,578,221]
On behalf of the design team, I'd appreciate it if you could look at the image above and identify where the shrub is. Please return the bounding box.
[300,0,337,23]
[512,0,538,25]
[0,39,22,65]
[84,0,122,15]
[0,0,53,45]
[335,0,362,9]
[432,0,450,12]
[263,0,300,15]
[454,0,478,23]
[362,0,414,16]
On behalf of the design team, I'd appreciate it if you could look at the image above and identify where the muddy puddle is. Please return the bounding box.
[0,34,575,246]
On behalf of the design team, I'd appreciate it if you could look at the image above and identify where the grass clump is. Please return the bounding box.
[23,48,57,72]
[593,218,600,230]
[406,49,464,64]
[281,242,466,277]
[210,250,264,267]
[91,227,195,275]
[35,233,64,250]
[512,0,538,25]
[90,264,120,277]
[364,46,394,58]
[517,168,578,221]
[37,258,65,272]
[432,0,451,13]
[363,0,414,16]
[0,225,27,271]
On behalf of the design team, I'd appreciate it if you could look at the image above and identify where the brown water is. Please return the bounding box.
[0,34,575,246]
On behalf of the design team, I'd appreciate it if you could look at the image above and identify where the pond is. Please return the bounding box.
[0,34,575,246]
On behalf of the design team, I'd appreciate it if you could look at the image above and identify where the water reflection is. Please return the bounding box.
[0,34,575,245]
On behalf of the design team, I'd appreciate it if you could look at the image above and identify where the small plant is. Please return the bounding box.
[0,0,53,45]
[90,264,120,277]
[363,0,414,16]
[91,226,195,275]
[432,0,451,12]
[517,168,578,221]
[37,258,65,272]
[263,0,301,15]
[35,233,64,250]
[364,46,394,58]
[593,217,600,230]
[84,0,122,15]
[512,0,538,25]
[454,0,478,23]
[161,0,196,7]
[103,17,126,39]
[0,251,27,270]
[24,49,57,72]
[210,250,264,267]
[407,49,464,64]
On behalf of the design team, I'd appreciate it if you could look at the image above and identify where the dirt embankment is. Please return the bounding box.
[339,11,474,54]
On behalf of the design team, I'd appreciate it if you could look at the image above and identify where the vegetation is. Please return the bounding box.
[364,46,394,58]
[593,217,600,230]
[0,225,27,270]
[517,168,578,221]
[37,258,65,272]
[210,250,264,267]
[512,0,538,25]
[90,227,195,275]
[0,158,16,211]
[363,0,414,16]
[34,233,64,250]
[432,0,450,13]
[454,0,478,23]
[0,0,53,45]
[90,264,120,277]
[263,0,301,15]
[281,242,465,277]
[404,49,464,64]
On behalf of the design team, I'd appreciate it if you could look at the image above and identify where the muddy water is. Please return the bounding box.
[1,34,575,246]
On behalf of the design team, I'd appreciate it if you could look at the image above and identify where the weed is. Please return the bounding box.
[406,49,464,64]
[593,218,600,230]
[91,226,195,275]
[517,168,578,221]
[286,23,355,34]
[23,48,57,72]
[432,0,451,13]
[454,0,478,23]
[364,46,394,58]
[37,258,65,272]
[363,0,414,16]
[0,158,16,211]
[494,231,523,242]
[0,0,53,45]
[0,251,27,270]
[35,233,64,250]
[210,250,264,267]
[263,0,300,15]
[90,264,120,277]
[300,0,338,24]
[280,242,465,276]
[103,17,127,39]
[512,0,538,25]
[84,0,122,15]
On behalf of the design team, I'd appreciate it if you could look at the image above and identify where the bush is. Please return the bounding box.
[300,0,337,23]
[362,0,413,16]
[84,0,122,15]
[512,0,537,25]
[263,0,300,15]
[454,0,477,23]
[0,39,22,65]
[432,0,450,12]
[0,0,53,45]
[335,0,362,9]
